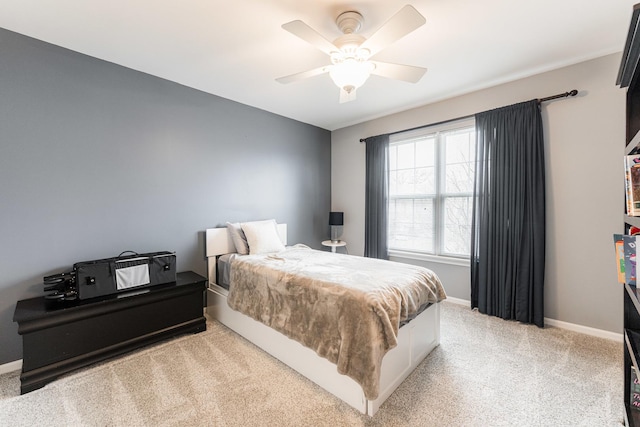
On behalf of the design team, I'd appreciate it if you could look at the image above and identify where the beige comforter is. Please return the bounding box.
[226,246,446,400]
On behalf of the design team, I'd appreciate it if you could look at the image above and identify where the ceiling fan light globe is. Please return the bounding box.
[329,59,374,92]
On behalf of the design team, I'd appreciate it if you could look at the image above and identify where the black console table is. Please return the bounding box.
[13,270,207,394]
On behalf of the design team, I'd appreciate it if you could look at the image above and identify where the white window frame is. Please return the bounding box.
[388,118,475,265]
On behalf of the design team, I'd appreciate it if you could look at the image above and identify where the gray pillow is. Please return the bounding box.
[226,222,249,255]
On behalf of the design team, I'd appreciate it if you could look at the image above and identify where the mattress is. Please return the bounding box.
[216,253,236,290]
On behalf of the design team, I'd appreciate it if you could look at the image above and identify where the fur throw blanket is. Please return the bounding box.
[227,246,446,400]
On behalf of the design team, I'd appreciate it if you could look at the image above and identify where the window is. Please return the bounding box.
[388,119,476,260]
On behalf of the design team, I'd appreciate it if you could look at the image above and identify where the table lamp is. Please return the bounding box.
[329,211,344,243]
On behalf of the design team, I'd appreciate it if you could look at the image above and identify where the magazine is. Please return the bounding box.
[625,155,640,216]
[614,234,625,284]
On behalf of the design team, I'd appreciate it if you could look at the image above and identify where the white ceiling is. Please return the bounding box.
[0,1,636,130]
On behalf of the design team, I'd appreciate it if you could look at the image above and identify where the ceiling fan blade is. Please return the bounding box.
[282,20,339,56]
[360,5,426,58]
[370,61,427,83]
[276,66,329,84]
[339,88,357,104]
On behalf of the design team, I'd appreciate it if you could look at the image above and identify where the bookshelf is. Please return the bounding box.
[626,215,640,230]
[625,130,640,155]
[618,4,640,425]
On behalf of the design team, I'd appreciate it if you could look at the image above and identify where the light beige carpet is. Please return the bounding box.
[0,302,624,426]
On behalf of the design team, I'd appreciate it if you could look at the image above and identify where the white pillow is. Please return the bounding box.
[226,222,249,255]
[241,220,285,255]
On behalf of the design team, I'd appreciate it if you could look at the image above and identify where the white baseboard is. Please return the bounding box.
[443,297,623,342]
[443,296,469,306]
[0,359,22,375]
[544,318,623,342]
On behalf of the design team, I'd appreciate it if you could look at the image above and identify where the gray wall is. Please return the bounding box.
[332,53,624,334]
[0,28,331,364]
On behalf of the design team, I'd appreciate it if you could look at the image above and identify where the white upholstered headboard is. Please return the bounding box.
[205,223,287,287]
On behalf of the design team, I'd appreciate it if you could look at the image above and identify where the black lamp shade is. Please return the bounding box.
[329,212,344,226]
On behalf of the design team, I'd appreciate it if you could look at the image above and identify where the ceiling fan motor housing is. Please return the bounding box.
[336,11,364,34]
[332,34,368,59]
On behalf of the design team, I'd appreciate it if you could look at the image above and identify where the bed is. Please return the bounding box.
[204,221,446,416]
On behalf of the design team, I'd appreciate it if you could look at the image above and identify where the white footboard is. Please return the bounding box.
[373,300,440,415]
[206,284,440,416]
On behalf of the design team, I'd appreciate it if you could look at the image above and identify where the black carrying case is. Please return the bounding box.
[74,251,176,300]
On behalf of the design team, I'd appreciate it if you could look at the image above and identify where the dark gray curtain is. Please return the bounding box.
[471,100,545,327]
[364,134,390,259]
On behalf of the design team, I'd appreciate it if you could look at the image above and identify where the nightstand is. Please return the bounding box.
[322,240,347,253]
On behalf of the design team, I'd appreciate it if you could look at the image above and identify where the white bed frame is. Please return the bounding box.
[204,225,441,416]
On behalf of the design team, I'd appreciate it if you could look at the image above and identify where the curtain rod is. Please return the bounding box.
[359,89,579,142]
[537,89,578,103]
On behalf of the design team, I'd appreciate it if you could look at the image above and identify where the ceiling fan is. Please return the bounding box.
[276,5,427,103]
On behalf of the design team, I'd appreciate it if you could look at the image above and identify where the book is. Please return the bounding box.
[627,157,634,215]
[614,234,625,283]
[632,366,640,411]
[624,235,637,285]
[625,155,640,216]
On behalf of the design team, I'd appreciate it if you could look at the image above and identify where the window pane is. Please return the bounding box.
[389,198,434,252]
[415,136,435,167]
[389,170,397,195]
[444,130,473,162]
[396,143,414,169]
[442,196,472,256]
[444,128,475,194]
[389,144,397,170]
[390,138,436,197]
[395,169,415,196]
[446,164,474,193]
[415,166,435,194]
